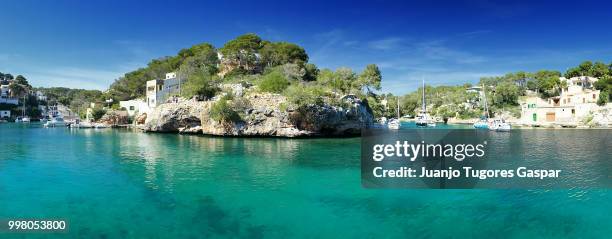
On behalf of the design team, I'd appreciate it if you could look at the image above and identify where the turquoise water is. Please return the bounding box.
[0,123,610,238]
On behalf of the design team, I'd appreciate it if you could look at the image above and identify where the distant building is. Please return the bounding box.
[519,76,606,125]
[0,85,18,105]
[35,91,47,101]
[146,72,181,108]
[0,110,10,119]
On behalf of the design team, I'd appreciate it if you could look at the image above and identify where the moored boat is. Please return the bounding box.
[489,119,511,132]
[44,115,67,127]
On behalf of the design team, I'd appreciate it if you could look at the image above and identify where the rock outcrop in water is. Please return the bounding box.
[141,92,373,137]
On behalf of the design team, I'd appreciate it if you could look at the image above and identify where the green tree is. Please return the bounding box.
[92,108,107,121]
[578,61,593,76]
[260,42,308,67]
[181,73,220,100]
[597,90,608,106]
[303,63,319,82]
[493,82,521,105]
[592,61,609,78]
[594,76,612,104]
[8,82,28,97]
[14,75,30,87]
[219,33,264,72]
[533,70,561,97]
[316,69,336,90]
[4,73,14,81]
[358,64,382,93]
[335,67,357,94]
[178,43,219,76]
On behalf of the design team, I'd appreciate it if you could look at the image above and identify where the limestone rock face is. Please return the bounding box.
[143,94,373,137]
[135,113,147,125]
[98,110,129,125]
[143,99,210,133]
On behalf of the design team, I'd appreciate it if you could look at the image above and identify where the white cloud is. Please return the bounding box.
[367,37,404,50]
[27,67,125,90]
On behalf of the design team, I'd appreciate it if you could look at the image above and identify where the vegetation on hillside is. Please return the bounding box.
[106,33,382,124]
[37,87,104,112]
[104,33,610,122]
[383,60,611,120]
[0,74,43,117]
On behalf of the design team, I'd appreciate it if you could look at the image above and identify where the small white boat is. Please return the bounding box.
[489,119,511,132]
[70,121,95,128]
[44,116,67,127]
[94,123,110,129]
[22,116,30,123]
[379,117,388,125]
[388,118,400,129]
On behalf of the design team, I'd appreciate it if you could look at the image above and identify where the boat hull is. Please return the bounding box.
[473,122,489,129]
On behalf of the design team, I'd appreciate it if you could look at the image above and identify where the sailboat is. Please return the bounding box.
[415,78,436,127]
[17,95,30,123]
[472,84,511,131]
[473,84,489,129]
[388,97,401,129]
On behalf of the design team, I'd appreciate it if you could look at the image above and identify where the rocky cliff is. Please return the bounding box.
[141,93,373,137]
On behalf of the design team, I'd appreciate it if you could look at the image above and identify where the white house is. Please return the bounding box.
[519,76,607,125]
[35,91,47,101]
[0,110,10,119]
[0,85,18,105]
[119,99,149,117]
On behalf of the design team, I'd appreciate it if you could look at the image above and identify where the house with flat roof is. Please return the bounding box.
[120,99,149,117]
[0,85,18,105]
[519,76,608,125]
[146,72,181,108]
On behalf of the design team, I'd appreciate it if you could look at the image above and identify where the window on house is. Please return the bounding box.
[130,106,135,110]
[593,94,596,99]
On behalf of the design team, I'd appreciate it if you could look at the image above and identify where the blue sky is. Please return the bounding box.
[0,0,611,94]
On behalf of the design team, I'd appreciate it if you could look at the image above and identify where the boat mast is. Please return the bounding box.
[482,84,489,119]
[22,95,26,117]
[396,97,400,118]
[421,78,426,113]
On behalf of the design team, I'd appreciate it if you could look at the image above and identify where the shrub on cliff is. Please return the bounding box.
[284,84,325,108]
[259,71,289,93]
[210,98,241,123]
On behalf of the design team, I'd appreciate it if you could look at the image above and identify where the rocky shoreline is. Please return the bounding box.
[137,93,374,137]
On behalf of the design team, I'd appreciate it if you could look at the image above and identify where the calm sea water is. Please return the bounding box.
[0,123,610,238]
